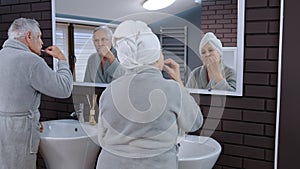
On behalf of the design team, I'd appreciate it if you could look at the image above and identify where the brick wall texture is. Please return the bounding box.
[199,0,279,168]
[0,0,280,169]
[201,0,238,47]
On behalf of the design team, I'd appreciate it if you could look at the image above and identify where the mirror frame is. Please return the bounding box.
[52,0,245,96]
[187,0,244,96]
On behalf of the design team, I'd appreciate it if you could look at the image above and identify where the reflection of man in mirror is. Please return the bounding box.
[186,32,236,91]
[84,26,124,83]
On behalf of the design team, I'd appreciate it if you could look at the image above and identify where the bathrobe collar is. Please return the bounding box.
[199,65,210,88]
[126,65,163,77]
[2,39,31,52]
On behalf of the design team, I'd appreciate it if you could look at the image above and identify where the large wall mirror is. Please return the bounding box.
[52,0,245,96]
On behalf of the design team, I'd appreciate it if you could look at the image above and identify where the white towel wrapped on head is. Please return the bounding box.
[113,20,161,69]
[199,32,223,56]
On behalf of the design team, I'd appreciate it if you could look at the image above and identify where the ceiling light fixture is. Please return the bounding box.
[143,0,176,11]
[195,0,202,4]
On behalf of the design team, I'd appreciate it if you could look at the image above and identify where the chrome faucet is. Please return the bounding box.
[70,103,84,122]
[70,111,79,119]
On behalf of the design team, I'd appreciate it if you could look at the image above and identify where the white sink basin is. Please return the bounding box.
[39,120,221,169]
[40,119,100,169]
[178,135,222,169]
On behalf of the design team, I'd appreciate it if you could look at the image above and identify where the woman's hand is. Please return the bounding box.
[204,55,224,83]
[45,46,66,61]
[164,58,184,86]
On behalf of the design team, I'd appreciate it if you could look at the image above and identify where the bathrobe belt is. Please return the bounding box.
[0,109,41,154]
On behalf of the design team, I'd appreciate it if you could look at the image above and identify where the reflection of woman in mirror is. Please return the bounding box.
[186,32,236,91]
[96,20,203,169]
[84,26,125,83]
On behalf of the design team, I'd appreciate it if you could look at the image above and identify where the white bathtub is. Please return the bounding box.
[40,119,100,169]
[178,135,222,169]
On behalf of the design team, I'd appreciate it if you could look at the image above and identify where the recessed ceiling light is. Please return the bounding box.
[142,0,176,11]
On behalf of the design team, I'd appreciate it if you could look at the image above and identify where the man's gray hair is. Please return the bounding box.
[93,25,113,41]
[8,18,41,40]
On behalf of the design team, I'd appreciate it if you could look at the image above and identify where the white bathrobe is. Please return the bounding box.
[0,39,73,169]
[186,62,236,91]
[97,67,203,169]
[84,48,126,83]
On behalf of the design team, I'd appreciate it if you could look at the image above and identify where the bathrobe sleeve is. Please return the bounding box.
[84,63,93,82]
[104,59,127,82]
[29,59,73,98]
[212,66,236,91]
[176,85,203,132]
[186,68,200,88]
[84,53,98,82]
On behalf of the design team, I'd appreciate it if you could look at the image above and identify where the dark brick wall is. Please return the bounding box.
[0,0,282,169]
[0,0,53,48]
[201,0,238,47]
[198,0,280,169]
[277,1,300,169]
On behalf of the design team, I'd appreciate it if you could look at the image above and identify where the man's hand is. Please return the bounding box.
[99,46,115,64]
[45,46,66,61]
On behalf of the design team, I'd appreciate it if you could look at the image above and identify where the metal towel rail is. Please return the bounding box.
[160,26,188,83]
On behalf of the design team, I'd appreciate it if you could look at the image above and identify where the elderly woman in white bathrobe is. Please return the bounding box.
[96,20,203,169]
[186,32,236,91]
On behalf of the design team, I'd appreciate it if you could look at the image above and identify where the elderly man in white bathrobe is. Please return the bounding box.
[0,18,73,169]
[96,20,203,169]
